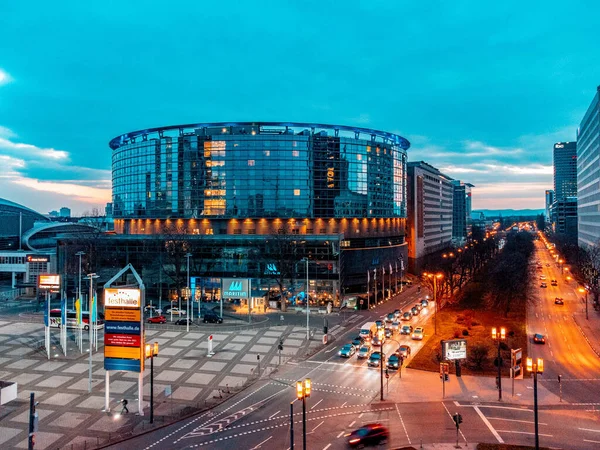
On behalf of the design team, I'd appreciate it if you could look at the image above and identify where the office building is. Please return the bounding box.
[59,207,71,218]
[553,142,577,201]
[406,161,453,272]
[551,197,578,239]
[452,180,474,242]
[577,85,600,248]
[545,190,554,224]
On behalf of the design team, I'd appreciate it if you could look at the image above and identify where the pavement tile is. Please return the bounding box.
[5,347,34,356]
[208,333,229,341]
[43,393,80,406]
[88,415,132,431]
[5,359,37,370]
[62,363,90,373]
[10,408,54,423]
[223,343,244,351]
[240,329,258,335]
[263,330,284,337]
[157,346,182,356]
[282,346,297,355]
[256,337,278,345]
[172,386,202,400]
[105,380,136,393]
[169,359,198,369]
[184,372,216,385]
[0,370,12,379]
[231,335,249,343]
[184,349,206,358]
[248,344,271,353]
[0,427,21,446]
[36,375,74,388]
[0,357,13,366]
[76,396,107,410]
[122,370,150,379]
[33,361,67,372]
[211,350,237,361]
[284,339,304,347]
[159,331,182,338]
[199,361,227,372]
[230,363,257,375]
[169,339,196,347]
[241,354,263,363]
[150,338,172,346]
[155,370,185,382]
[15,431,63,449]
[184,332,204,339]
[17,389,46,401]
[218,375,247,388]
[48,411,91,428]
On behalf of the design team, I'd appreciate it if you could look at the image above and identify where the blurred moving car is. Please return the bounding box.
[375,320,384,329]
[175,318,193,326]
[351,337,365,348]
[410,306,420,316]
[147,315,166,324]
[540,275,546,280]
[372,335,384,347]
[554,297,564,305]
[413,304,423,311]
[533,333,546,344]
[411,327,424,340]
[386,313,395,322]
[394,309,401,318]
[339,344,356,358]
[368,351,383,367]
[357,345,371,359]
[203,312,223,324]
[397,344,411,358]
[166,307,186,316]
[346,423,389,448]
[400,325,413,335]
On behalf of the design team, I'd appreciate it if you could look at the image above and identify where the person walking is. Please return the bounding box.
[121,398,129,414]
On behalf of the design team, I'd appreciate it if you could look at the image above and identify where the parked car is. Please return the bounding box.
[368,351,383,367]
[203,312,223,324]
[357,345,371,359]
[411,327,424,340]
[401,311,412,321]
[420,299,429,307]
[533,333,546,344]
[166,307,186,316]
[147,315,166,324]
[400,325,413,335]
[347,423,389,448]
[175,318,193,326]
[397,344,411,358]
[339,344,356,358]
[554,297,564,305]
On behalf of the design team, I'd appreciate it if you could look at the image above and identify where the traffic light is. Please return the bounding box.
[444,374,449,381]
[453,413,463,428]
[278,340,283,351]
[296,381,303,400]
[304,378,311,398]
[385,368,389,378]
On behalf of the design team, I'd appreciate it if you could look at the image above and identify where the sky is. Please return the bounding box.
[1,1,599,215]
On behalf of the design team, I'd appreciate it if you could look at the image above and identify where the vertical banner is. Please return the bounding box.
[61,296,67,356]
[92,293,98,350]
[43,299,49,327]
[75,298,81,324]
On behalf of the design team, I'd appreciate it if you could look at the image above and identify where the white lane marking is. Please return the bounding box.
[348,420,356,427]
[268,410,281,419]
[336,431,345,438]
[311,420,325,432]
[474,406,504,443]
[469,404,533,411]
[322,444,332,450]
[341,402,347,407]
[442,402,467,443]
[578,427,600,433]
[497,430,553,437]
[396,403,411,445]
[358,413,363,418]
[584,439,600,444]
[488,417,547,425]
[311,399,323,410]
[250,436,272,449]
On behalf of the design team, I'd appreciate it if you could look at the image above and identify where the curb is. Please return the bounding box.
[572,314,600,358]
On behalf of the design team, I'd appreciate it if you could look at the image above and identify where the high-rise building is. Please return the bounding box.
[551,197,578,238]
[406,161,453,272]
[545,190,554,224]
[577,85,600,248]
[59,207,71,218]
[553,142,577,201]
[452,180,474,242]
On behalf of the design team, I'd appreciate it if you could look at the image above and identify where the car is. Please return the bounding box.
[554,297,564,305]
[391,321,400,331]
[166,307,186,316]
[147,315,166,324]
[203,312,223,324]
[551,279,557,286]
[540,282,547,288]
[533,333,546,344]
[384,328,393,338]
[368,351,383,367]
[414,303,423,311]
[387,353,401,369]
[339,344,356,358]
[400,325,413,335]
[394,309,401,318]
[144,305,162,314]
[347,423,389,448]
[401,311,412,321]
[411,327,424,340]
[375,320,384,329]
[351,337,365,348]
[397,344,411,358]
[420,299,429,307]
[372,335,384,347]
[386,313,395,322]
[410,306,420,316]
[175,318,193,326]
[539,275,546,280]
[357,345,371,359]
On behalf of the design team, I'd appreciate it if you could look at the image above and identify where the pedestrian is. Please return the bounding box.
[121,398,129,414]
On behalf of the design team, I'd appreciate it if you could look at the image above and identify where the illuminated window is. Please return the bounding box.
[292,150,299,157]
[248,160,255,166]
[192,228,200,235]
[357,154,362,161]
[294,189,300,196]
[264,150,270,156]
[205,228,214,235]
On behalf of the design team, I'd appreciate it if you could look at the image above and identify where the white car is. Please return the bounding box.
[167,307,186,316]
[411,327,424,340]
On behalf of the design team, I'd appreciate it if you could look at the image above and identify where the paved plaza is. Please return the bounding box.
[0,319,320,449]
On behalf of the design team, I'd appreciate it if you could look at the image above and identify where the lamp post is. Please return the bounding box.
[527,357,544,450]
[145,341,159,423]
[578,287,589,320]
[185,253,192,332]
[491,326,506,401]
[558,258,564,274]
[75,251,85,311]
[296,378,311,450]
[423,272,443,335]
[86,273,99,393]
[301,258,310,341]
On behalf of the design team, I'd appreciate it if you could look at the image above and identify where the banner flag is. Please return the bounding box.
[91,293,97,322]
[61,296,67,326]
[75,298,81,324]
[43,299,49,327]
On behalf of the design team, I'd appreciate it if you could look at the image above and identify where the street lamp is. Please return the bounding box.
[301,258,310,341]
[558,258,564,274]
[423,272,443,335]
[85,273,99,393]
[185,253,192,332]
[145,342,159,424]
[295,378,311,450]
[578,286,589,320]
[491,326,506,401]
[526,357,544,450]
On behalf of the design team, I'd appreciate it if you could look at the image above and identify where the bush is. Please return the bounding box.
[471,321,480,326]
[468,344,489,370]
[462,329,469,336]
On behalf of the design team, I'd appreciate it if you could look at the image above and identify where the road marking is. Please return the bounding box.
[497,430,553,437]
[583,439,600,444]
[336,431,345,438]
[322,444,332,450]
[325,347,336,353]
[442,402,467,443]
[396,403,412,444]
[250,436,272,449]
[311,399,323,410]
[311,420,325,432]
[358,413,363,418]
[473,406,504,443]
[349,420,356,427]
[268,411,280,419]
[341,402,347,407]
[488,417,546,425]
[456,403,532,412]
[578,427,600,433]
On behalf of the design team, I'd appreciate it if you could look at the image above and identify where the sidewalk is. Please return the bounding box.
[572,310,600,358]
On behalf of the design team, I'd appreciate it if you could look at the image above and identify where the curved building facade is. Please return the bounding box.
[99,123,410,308]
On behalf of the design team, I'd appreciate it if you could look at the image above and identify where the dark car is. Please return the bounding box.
[375,320,384,329]
[352,336,365,348]
[401,311,412,321]
[554,297,564,305]
[414,303,423,311]
[384,328,393,338]
[147,315,167,324]
[372,335,384,347]
[398,344,411,358]
[368,351,383,367]
[410,306,420,316]
[387,353,401,370]
[400,325,413,335]
[394,309,401,318]
[175,318,192,326]
[420,299,429,307]
[551,279,558,286]
[540,282,547,288]
[386,313,395,322]
[533,333,546,344]
[203,312,223,324]
[347,423,389,447]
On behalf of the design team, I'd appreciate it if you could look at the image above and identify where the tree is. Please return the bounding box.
[468,344,490,371]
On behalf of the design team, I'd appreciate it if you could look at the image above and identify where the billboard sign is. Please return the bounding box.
[441,339,467,360]
[104,288,141,308]
[221,278,251,298]
[27,255,49,263]
[38,274,60,291]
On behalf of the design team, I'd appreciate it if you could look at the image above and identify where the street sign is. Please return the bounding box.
[441,339,467,360]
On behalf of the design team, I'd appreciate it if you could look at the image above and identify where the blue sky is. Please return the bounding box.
[1,1,599,214]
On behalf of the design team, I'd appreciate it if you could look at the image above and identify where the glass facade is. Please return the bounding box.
[111,123,408,220]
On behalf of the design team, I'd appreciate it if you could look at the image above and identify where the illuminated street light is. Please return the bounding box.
[578,287,589,320]
[423,272,443,335]
[295,378,311,450]
[491,327,506,401]
[527,357,544,450]
[145,342,159,423]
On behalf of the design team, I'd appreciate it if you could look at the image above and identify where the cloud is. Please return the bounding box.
[12,177,111,204]
[0,68,11,85]
[0,136,69,160]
